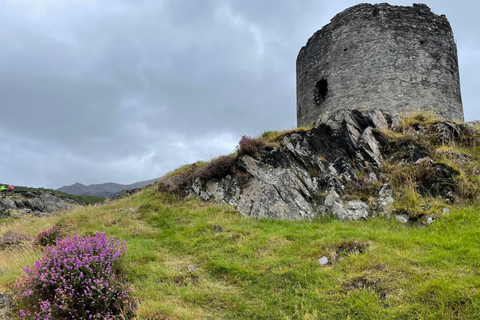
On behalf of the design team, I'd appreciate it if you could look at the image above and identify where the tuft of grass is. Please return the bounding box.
[399,110,443,129]
[166,161,209,178]
[259,127,311,145]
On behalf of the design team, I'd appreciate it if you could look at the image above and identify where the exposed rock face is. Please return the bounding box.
[0,191,82,217]
[158,109,477,221]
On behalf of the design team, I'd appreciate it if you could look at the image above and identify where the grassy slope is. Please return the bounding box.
[1,189,478,320]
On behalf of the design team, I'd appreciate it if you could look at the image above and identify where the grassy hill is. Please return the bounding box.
[1,113,479,319]
[1,187,478,319]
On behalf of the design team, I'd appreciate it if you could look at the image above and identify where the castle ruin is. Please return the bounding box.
[296,3,463,127]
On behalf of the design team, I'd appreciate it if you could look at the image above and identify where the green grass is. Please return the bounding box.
[1,188,478,319]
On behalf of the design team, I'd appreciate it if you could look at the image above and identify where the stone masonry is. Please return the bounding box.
[296,3,463,127]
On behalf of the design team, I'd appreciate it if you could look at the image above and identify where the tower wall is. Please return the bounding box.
[296,3,463,127]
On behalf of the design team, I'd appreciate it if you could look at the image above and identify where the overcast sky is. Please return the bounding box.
[1,0,478,189]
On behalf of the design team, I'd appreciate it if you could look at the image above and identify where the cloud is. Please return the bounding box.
[0,0,478,188]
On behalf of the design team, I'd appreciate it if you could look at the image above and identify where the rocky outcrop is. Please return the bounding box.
[110,185,155,200]
[0,191,83,218]
[158,109,478,221]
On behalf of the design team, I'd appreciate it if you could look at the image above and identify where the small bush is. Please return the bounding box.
[238,135,263,156]
[0,231,32,250]
[14,232,135,319]
[195,155,237,180]
[344,176,381,201]
[34,226,62,247]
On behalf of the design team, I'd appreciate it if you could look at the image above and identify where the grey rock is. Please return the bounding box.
[157,109,478,222]
[445,191,455,205]
[341,200,369,221]
[407,143,427,163]
[358,127,384,167]
[0,208,10,219]
[0,191,80,217]
[0,291,11,320]
[426,215,435,225]
[466,120,480,127]
[442,208,451,214]
[318,256,329,265]
[14,199,26,208]
[395,214,409,224]
[0,198,16,209]
[377,184,394,217]
[415,157,433,166]
[162,110,394,220]
[25,198,44,211]
[322,190,369,221]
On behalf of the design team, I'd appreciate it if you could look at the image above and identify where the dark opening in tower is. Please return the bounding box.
[314,79,328,106]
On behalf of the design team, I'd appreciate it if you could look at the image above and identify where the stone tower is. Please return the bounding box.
[296,3,463,127]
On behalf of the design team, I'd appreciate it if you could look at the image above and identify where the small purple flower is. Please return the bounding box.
[15,232,135,319]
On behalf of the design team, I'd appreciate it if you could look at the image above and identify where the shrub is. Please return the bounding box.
[238,135,263,156]
[343,176,381,201]
[0,231,32,250]
[14,232,135,319]
[34,226,62,247]
[195,155,237,180]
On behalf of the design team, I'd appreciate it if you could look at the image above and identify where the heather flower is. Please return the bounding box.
[14,232,135,319]
[34,226,62,247]
[195,155,237,180]
[0,231,32,250]
[238,135,263,156]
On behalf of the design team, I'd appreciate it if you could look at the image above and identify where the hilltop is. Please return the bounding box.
[159,109,480,223]
[0,110,479,319]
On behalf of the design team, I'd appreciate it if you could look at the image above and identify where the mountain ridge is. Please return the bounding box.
[57,178,158,198]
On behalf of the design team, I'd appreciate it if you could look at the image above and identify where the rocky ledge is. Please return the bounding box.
[0,191,83,218]
[158,109,479,222]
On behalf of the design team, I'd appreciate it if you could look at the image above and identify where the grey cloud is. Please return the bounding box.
[0,0,478,188]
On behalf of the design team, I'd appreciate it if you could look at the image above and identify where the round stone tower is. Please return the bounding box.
[296,3,463,127]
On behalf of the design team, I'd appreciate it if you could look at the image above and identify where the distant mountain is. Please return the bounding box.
[57,178,158,198]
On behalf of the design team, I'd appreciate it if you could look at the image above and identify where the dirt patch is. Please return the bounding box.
[334,240,370,261]
[343,265,391,305]
[344,274,387,301]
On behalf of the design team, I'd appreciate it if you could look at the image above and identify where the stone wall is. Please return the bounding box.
[296,3,463,127]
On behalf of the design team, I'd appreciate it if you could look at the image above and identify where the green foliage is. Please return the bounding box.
[33,226,62,247]
[378,113,480,213]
